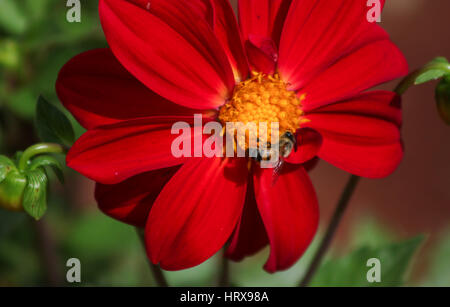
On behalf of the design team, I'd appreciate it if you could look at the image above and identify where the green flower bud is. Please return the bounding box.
[0,143,66,218]
[436,78,450,125]
[0,170,27,211]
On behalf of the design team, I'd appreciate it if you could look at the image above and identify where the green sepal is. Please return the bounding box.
[28,155,64,184]
[415,70,446,85]
[12,151,23,165]
[414,57,450,85]
[436,78,450,125]
[22,169,48,220]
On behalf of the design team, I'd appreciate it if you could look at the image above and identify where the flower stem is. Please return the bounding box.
[32,218,63,286]
[18,143,66,171]
[135,228,169,287]
[218,251,230,287]
[394,62,450,95]
[299,175,360,287]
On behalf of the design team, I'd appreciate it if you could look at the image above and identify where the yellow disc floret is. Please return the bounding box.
[218,72,304,150]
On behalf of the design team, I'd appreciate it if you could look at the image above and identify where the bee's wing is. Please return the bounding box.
[271,160,285,186]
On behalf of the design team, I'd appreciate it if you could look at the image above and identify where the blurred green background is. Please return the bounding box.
[0,0,449,286]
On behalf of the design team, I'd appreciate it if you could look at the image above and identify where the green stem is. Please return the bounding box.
[299,175,360,287]
[18,143,66,171]
[135,228,169,287]
[394,63,450,95]
[218,251,230,287]
[32,218,64,286]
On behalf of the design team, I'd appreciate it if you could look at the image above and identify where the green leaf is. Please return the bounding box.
[22,169,48,220]
[0,0,28,35]
[436,78,450,125]
[35,96,75,146]
[28,155,64,184]
[310,236,424,287]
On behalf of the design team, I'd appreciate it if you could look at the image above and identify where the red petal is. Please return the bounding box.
[279,0,392,90]
[67,116,209,184]
[245,35,278,75]
[253,164,319,273]
[210,0,249,81]
[304,91,403,178]
[184,0,249,80]
[226,176,269,261]
[99,0,235,109]
[303,157,319,172]
[298,40,408,111]
[284,128,322,164]
[309,91,402,127]
[145,157,248,270]
[95,166,179,227]
[56,49,203,129]
[238,0,292,45]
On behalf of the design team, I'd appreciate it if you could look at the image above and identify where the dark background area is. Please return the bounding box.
[306,0,450,280]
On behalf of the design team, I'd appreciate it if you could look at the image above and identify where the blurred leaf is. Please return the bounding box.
[424,230,450,286]
[35,95,75,146]
[22,0,51,21]
[165,256,219,287]
[0,39,21,70]
[310,236,424,287]
[65,213,136,258]
[436,78,450,125]
[29,155,64,184]
[6,89,36,119]
[350,218,396,248]
[0,209,26,237]
[232,236,321,287]
[0,223,41,285]
[32,48,82,97]
[22,169,48,220]
[24,2,103,52]
[0,0,28,35]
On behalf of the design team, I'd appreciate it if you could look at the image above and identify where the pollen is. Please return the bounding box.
[218,72,304,149]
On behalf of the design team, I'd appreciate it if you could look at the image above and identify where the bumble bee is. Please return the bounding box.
[250,132,296,185]
[278,131,296,159]
[253,131,296,163]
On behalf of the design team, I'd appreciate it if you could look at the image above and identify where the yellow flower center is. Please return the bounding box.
[218,72,304,151]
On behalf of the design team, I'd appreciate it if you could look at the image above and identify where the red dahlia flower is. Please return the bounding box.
[56,0,408,272]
